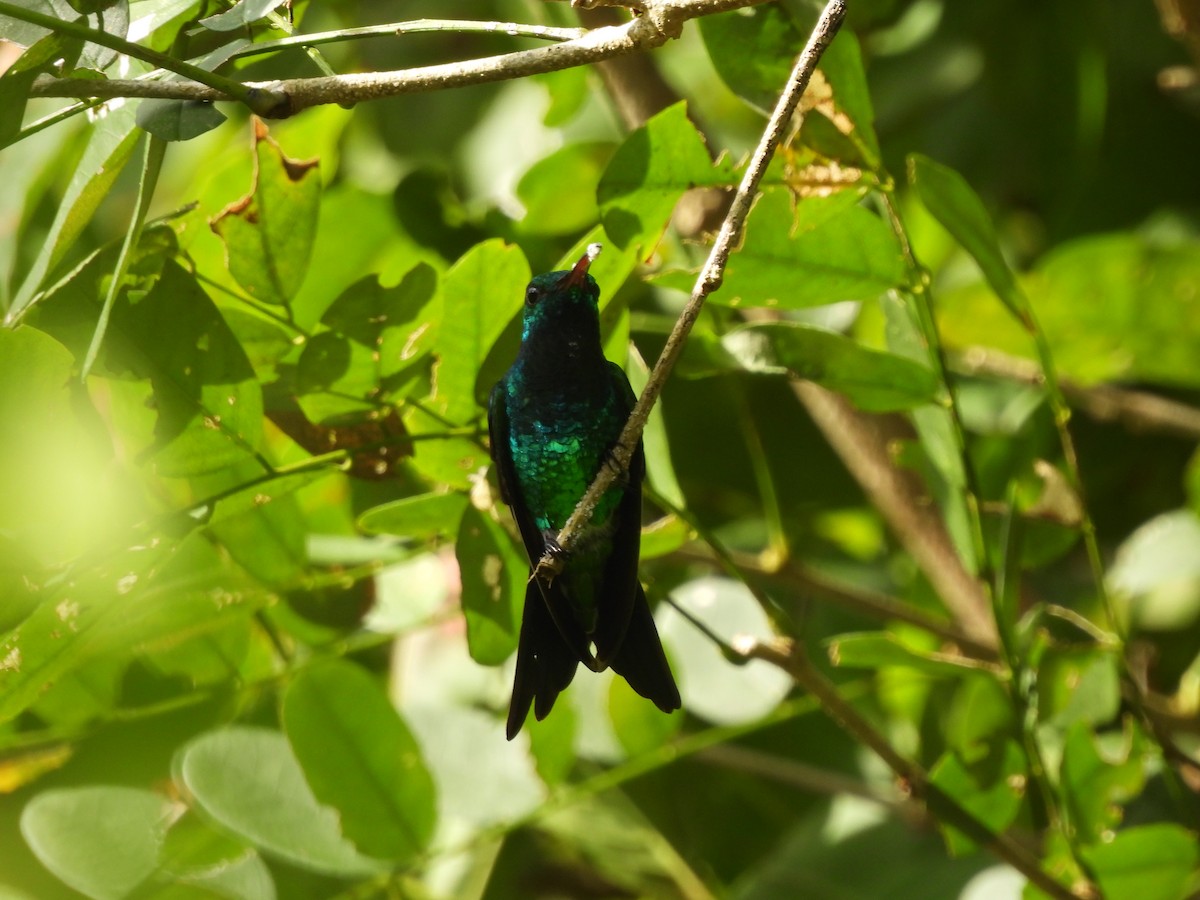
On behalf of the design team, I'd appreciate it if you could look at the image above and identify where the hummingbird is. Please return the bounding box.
[488,244,681,739]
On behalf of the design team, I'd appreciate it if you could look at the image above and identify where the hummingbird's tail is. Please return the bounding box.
[608,585,681,714]
[506,579,580,740]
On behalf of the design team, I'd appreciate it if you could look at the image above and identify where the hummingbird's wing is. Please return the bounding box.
[591,362,646,668]
[608,583,681,714]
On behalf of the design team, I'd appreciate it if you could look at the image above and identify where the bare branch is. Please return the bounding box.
[791,382,998,647]
[956,346,1200,441]
[27,0,772,115]
[537,0,848,580]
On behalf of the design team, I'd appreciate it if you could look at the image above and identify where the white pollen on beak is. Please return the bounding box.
[585,242,603,262]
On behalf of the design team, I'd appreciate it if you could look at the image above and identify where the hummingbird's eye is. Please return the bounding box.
[525,286,540,306]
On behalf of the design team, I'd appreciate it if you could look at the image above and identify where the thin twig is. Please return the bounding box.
[27,0,772,114]
[223,19,585,63]
[536,0,848,581]
[790,382,998,646]
[955,346,1200,441]
[742,639,1092,900]
[670,543,999,661]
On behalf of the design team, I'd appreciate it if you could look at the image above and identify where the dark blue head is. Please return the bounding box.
[520,247,602,345]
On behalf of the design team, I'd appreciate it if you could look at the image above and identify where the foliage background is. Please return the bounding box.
[1,0,1199,898]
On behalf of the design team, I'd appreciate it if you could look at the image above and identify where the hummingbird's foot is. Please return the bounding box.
[542,534,571,561]
[602,448,630,485]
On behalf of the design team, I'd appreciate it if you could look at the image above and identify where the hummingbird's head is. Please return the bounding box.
[520,244,602,343]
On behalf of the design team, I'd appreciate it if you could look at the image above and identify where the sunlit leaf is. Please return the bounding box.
[456,504,525,666]
[699,4,801,113]
[210,119,320,307]
[655,189,904,307]
[597,101,735,251]
[435,239,529,424]
[929,740,1026,856]
[828,632,994,677]
[178,727,380,876]
[358,491,467,539]
[283,660,436,863]
[157,813,276,900]
[0,535,268,724]
[686,320,938,412]
[0,31,84,148]
[1108,510,1200,631]
[1081,824,1199,900]
[1038,647,1120,729]
[20,786,172,900]
[517,142,613,236]
[909,154,1031,327]
[1060,722,1149,845]
[9,103,139,315]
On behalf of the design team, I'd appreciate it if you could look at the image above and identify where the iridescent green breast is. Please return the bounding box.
[506,392,625,533]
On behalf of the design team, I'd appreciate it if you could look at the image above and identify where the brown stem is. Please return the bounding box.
[537,0,848,580]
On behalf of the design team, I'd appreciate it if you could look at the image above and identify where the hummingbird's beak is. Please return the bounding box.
[559,242,603,289]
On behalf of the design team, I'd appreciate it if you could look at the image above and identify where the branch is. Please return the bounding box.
[537,0,848,581]
[955,346,1200,441]
[790,382,998,647]
[27,0,772,115]
[742,639,1093,900]
[0,0,285,114]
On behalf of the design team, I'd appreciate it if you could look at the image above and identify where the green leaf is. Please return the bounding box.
[517,142,613,236]
[456,505,526,666]
[27,249,265,477]
[657,189,903,308]
[136,99,227,142]
[908,154,1032,327]
[157,813,275,900]
[177,727,380,877]
[0,0,129,70]
[1081,824,1200,900]
[818,31,881,166]
[116,261,265,477]
[626,346,685,509]
[199,0,279,31]
[639,514,691,560]
[210,122,320,307]
[597,101,735,251]
[435,238,529,422]
[282,659,436,863]
[357,491,467,539]
[20,786,171,900]
[1108,510,1200,631]
[828,631,995,677]
[1037,646,1120,729]
[0,31,83,148]
[699,4,801,113]
[320,263,438,381]
[937,233,1200,388]
[10,102,139,314]
[0,534,269,724]
[709,321,939,411]
[1061,722,1149,845]
[929,740,1027,856]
